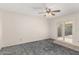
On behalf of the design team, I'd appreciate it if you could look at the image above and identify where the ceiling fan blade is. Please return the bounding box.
[44,14,46,16]
[52,10,60,12]
[51,13,55,16]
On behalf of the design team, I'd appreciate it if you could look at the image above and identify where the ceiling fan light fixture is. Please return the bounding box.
[48,13,52,16]
[45,12,52,16]
[38,7,61,17]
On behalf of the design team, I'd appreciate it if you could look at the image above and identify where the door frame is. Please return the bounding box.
[57,20,73,43]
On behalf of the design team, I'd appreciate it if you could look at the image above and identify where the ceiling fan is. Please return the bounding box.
[39,7,61,16]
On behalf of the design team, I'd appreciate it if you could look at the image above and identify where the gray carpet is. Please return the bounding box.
[0,39,79,55]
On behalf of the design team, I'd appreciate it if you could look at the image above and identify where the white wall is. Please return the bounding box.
[1,9,79,48]
[50,13,79,46]
[0,11,49,47]
[0,11,3,48]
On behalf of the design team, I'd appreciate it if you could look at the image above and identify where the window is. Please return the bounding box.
[64,22,72,36]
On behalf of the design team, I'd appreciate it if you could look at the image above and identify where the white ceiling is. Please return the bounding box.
[0,3,79,17]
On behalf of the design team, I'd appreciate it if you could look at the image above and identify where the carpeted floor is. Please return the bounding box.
[0,39,79,55]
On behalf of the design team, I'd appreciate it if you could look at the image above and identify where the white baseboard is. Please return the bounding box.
[53,39,79,51]
[2,37,49,48]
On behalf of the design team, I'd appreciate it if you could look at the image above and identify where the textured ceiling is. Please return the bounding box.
[0,3,79,17]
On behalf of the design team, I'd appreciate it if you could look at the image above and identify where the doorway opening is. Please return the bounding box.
[57,21,72,43]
